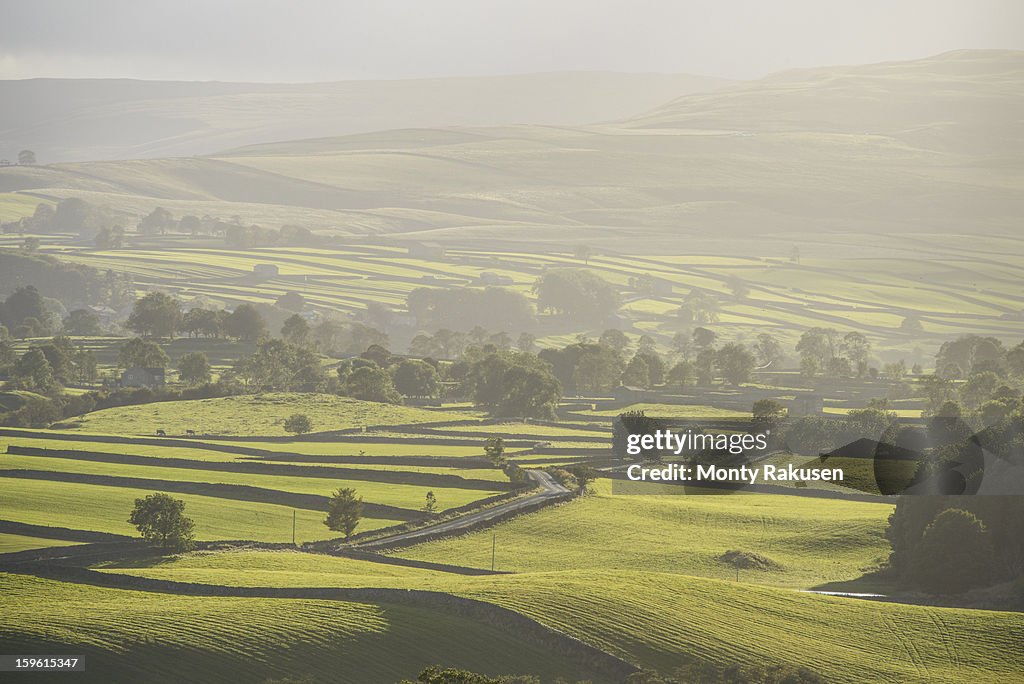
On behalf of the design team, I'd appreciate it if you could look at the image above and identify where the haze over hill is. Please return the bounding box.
[0,72,727,162]
[1,50,1021,249]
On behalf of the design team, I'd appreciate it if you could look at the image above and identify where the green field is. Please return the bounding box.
[0,572,610,684]
[65,393,475,436]
[93,550,1024,683]
[398,480,892,588]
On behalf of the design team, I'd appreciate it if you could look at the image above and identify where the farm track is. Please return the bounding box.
[347,470,573,551]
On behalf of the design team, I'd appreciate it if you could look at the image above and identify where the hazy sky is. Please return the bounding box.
[1,0,1022,82]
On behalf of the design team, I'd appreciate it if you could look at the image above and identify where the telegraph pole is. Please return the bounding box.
[491,532,496,572]
[292,510,297,546]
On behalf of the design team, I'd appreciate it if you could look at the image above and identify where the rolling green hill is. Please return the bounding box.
[0,72,727,163]
[0,571,611,683]
[92,551,1024,683]
[1,51,1019,247]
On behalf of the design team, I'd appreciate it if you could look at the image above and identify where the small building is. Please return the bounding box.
[650,277,674,296]
[121,367,166,389]
[406,242,446,260]
[789,393,824,417]
[253,263,279,278]
[477,271,514,286]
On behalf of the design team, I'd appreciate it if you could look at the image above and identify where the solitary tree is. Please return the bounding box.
[422,491,439,514]
[281,314,310,345]
[128,492,195,551]
[565,465,597,493]
[484,436,505,466]
[17,149,36,165]
[324,488,363,538]
[118,337,169,369]
[909,508,994,594]
[283,413,312,435]
[177,351,211,385]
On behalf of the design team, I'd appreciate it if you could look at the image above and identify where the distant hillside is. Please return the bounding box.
[0,72,728,162]
[0,51,1020,248]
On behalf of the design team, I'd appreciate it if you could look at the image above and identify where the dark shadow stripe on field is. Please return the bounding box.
[0,428,498,467]
[0,519,132,543]
[0,469,421,521]
[0,562,639,680]
[5,446,508,491]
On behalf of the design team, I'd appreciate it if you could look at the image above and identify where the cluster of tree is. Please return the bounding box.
[624,662,825,684]
[2,198,112,238]
[533,268,620,322]
[134,206,320,248]
[127,293,270,342]
[454,347,562,419]
[407,286,534,333]
[0,254,133,328]
[796,328,873,378]
[399,665,577,684]
[935,335,1022,380]
[0,334,99,393]
[781,406,900,456]
[887,497,1024,595]
[409,328,534,360]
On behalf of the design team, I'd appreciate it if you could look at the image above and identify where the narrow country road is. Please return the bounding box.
[351,470,572,550]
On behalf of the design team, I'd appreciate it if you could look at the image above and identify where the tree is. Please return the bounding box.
[716,343,756,385]
[233,339,325,392]
[181,308,225,338]
[392,359,439,398]
[275,291,305,312]
[118,338,169,369]
[94,225,125,249]
[484,436,506,466]
[324,488,362,538]
[960,371,1000,409]
[74,347,98,383]
[599,328,630,353]
[283,413,312,435]
[63,308,101,336]
[842,332,871,375]
[138,206,174,235]
[281,314,310,345]
[1,285,48,333]
[178,351,211,385]
[224,304,267,342]
[621,354,651,388]
[462,351,561,419]
[752,399,786,427]
[533,268,620,321]
[18,149,36,165]
[570,345,625,393]
[13,347,56,392]
[422,491,439,514]
[573,244,593,264]
[128,492,195,551]
[692,327,716,350]
[754,333,785,368]
[678,289,719,325]
[909,508,994,594]
[666,360,695,389]
[516,332,536,353]
[728,276,749,301]
[565,465,596,493]
[127,292,182,339]
[342,365,400,403]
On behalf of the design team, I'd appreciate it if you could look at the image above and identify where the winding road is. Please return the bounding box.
[351,469,572,550]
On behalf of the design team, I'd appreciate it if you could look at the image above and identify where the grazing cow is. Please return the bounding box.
[156,429,166,437]
[185,429,196,437]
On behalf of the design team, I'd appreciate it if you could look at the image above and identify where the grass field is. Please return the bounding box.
[65,393,475,436]
[0,572,611,684]
[398,480,892,589]
[94,550,1024,683]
